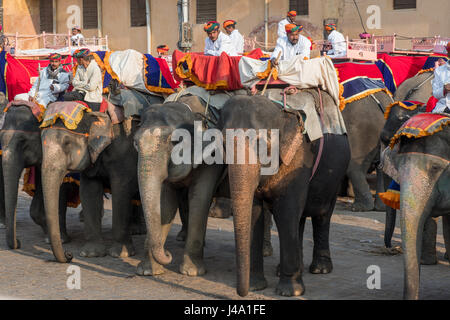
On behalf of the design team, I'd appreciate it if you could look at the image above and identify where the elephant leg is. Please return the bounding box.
[29,169,47,234]
[57,183,70,244]
[0,160,5,229]
[263,203,273,257]
[108,180,135,258]
[249,198,267,291]
[384,207,397,248]
[176,188,189,242]
[137,182,178,276]
[309,201,335,274]
[130,201,147,235]
[273,190,307,297]
[420,216,438,265]
[443,215,450,262]
[347,161,374,212]
[374,169,390,211]
[180,165,223,276]
[79,174,106,258]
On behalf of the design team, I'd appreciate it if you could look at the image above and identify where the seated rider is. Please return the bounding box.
[64,48,103,111]
[431,42,450,113]
[14,53,70,107]
[324,23,347,58]
[204,21,238,56]
[271,24,311,65]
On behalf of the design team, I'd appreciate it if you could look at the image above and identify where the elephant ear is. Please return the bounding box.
[87,112,112,163]
[279,114,304,166]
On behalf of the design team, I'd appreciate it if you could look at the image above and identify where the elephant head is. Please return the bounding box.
[394,71,433,102]
[0,105,42,249]
[134,102,198,266]
[389,128,450,299]
[41,111,112,262]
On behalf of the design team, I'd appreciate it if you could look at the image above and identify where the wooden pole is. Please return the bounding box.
[261,51,281,96]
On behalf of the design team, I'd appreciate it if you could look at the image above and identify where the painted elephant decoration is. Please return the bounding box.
[218,90,350,297]
[381,113,450,299]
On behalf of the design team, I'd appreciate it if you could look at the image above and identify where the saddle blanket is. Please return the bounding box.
[4,99,45,122]
[389,113,450,148]
[384,100,424,119]
[40,101,91,130]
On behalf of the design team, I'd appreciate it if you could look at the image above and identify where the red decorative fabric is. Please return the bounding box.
[426,96,439,112]
[376,54,430,88]
[334,62,384,83]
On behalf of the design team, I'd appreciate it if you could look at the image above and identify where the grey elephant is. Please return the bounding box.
[341,90,394,211]
[134,94,227,277]
[40,91,163,262]
[0,102,76,248]
[380,101,449,264]
[393,70,434,102]
[381,115,450,299]
[218,90,350,297]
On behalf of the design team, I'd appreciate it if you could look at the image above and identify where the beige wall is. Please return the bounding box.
[3,0,449,53]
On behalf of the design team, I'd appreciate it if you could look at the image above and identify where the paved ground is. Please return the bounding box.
[0,187,448,300]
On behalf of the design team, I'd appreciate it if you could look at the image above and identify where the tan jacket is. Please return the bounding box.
[72,60,103,103]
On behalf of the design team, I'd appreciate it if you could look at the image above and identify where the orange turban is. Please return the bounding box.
[285,24,300,34]
[287,11,297,18]
[157,45,169,54]
[223,20,236,28]
[204,21,220,33]
[325,23,337,31]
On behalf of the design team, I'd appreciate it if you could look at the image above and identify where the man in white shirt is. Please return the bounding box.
[277,11,297,39]
[431,42,450,113]
[203,21,238,57]
[14,53,70,107]
[324,23,347,58]
[71,26,85,46]
[271,24,311,65]
[223,20,244,55]
[63,49,103,111]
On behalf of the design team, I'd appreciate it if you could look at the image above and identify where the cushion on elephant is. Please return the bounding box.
[40,101,91,130]
[389,113,450,148]
[384,100,424,119]
[4,100,45,122]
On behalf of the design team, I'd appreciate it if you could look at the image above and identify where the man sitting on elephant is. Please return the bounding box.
[63,48,103,111]
[271,24,311,65]
[14,53,70,107]
[431,42,450,113]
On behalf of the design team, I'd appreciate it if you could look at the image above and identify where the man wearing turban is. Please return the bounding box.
[431,42,450,113]
[63,49,103,111]
[271,24,311,65]
[324,23,347,58]
[277,11,297,39]
[203,21,238,56]
[223,20,244,55]
[15,53,70,107]
[71,26,85,46]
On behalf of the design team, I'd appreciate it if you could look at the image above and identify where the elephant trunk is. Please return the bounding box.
[137,130,172,266]
[228,162,260,297]
[399,156,440,300]
[41,141,72,263]
[2,149,24,249]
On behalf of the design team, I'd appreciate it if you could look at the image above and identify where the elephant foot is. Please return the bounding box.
[79,241,107,258]
[263,240,273,257]
[176,229,187,242]
[136,259,166,276]
[420,253,437,265]
[208,197,232,219]
[275,276,305,297]
[130,222,147,235]
[250,273,267,291]
[45,233,71,245]
[180,255,206,276]
[351,200,374,212]
[309,256,333,274]
[108,241,136,258]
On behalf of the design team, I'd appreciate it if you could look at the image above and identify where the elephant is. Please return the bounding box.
[0,103,75,248]
[381,123,450,299]
[41,93,163,262]
[218,90,350,297]
[134,95,227,277]
[380,102,449,264]
[341,90,394,211]
[393,70,434,102]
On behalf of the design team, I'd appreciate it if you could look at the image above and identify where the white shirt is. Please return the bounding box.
[277,18,291,39]
[432,61,450,113]
[26,66,70,107]
[72,60,103,103]
[204,32,238,57]
[271,35,311,61]
[71,33,85,46]
[326,30,347,58]
[228,29,244,55]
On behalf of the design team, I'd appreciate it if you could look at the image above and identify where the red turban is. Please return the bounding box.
[48,53,62,61]
[157,45,169,54]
